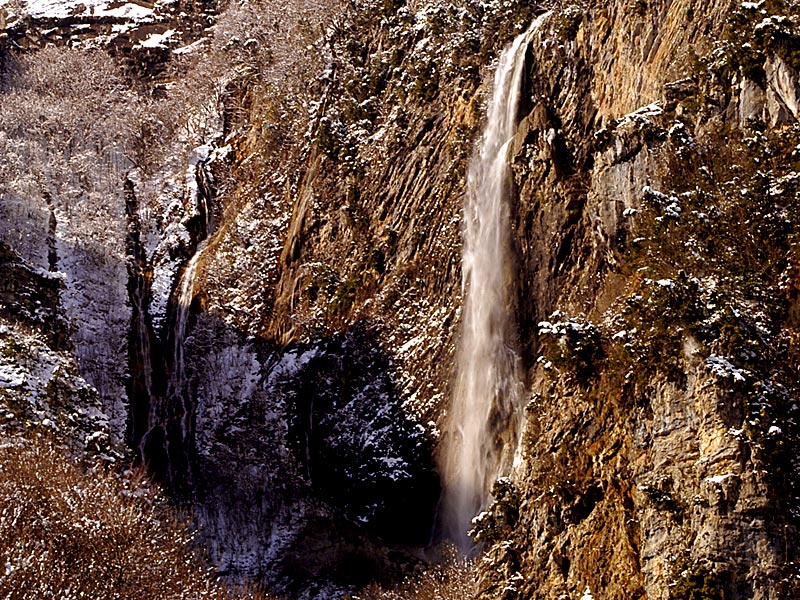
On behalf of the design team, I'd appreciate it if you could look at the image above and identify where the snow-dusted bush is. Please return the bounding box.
[668,555,723,600]
[0,46,140,207]
[468,477,520,545]
[538,312,602,380]
[356,545,475,600]
[0,437,272,599]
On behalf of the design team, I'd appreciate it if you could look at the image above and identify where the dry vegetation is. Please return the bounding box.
[0,46,142,215]
[0,437,274,600]
[356,546,476,600]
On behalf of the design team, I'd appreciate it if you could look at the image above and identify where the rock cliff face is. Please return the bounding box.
[474,2,800,598]
[2,0,800,598]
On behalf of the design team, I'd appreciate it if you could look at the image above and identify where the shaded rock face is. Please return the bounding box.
[183,317,439,594]
[0,137,131,439]
[0,243,116,459]
[0,243,70,349]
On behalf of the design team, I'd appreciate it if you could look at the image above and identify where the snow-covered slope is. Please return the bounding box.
[7,0,156,21]
[0,0,215,54]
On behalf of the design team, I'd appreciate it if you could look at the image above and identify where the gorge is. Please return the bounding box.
[2,0,800,599]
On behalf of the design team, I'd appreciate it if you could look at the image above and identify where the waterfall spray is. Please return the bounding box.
[441,14,548,550]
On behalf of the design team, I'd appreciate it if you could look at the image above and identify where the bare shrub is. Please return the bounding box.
[0,45,186,194]
[0,46,139,182]
[356,546,476,600]
[0,437,274,599]
[167,0,339,141]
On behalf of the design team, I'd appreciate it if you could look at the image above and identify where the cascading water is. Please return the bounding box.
[171,144,214,405]
[137,145,215,493]
[170,243,204,433]
[441,14,548,550]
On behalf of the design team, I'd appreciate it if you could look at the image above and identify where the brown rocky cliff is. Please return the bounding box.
[201,1,800,597]
[483,2,800,599]
[4,0,797,595]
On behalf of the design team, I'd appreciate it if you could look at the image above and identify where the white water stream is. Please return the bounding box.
[172,244,203,391]
[139,145,213,468]
[441,14,548,549]
[168,146,214,461]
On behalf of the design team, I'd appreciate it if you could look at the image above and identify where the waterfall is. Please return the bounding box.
[441,14,547,550]
[170,242,205,440]
[171,145,214,397]
[137,145,214,493]
[172,251,207,389]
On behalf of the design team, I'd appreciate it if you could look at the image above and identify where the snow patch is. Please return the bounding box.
[705,473,736,484]
[137,28,175,49]
[706,355,748,383]
[10,0,155,21]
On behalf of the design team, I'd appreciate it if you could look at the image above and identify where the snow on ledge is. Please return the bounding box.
[1,0,156,22]
[136,27,174,48]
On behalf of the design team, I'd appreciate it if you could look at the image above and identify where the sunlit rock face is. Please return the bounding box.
[472,3,800,599]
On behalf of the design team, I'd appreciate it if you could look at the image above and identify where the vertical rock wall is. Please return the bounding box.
[4,0,800,597]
